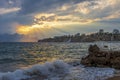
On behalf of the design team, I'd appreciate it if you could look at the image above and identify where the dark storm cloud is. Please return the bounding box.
[19,0,90,15]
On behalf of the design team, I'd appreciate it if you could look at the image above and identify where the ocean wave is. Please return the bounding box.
[0,60,70,80]
[0,60,115,80]
[0,58,26,64]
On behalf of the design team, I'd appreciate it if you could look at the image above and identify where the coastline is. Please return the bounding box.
[0,42,120,80]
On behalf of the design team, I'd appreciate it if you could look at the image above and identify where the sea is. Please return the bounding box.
[0,42,120,80]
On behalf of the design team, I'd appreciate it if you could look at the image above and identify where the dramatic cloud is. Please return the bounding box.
[19,0,88,15]
[0,0,120,42]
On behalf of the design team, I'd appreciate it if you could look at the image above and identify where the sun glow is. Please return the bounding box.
[16,13,95,35]
[17,26,32,34]
[16,24,52,35]
[17,21,93,35]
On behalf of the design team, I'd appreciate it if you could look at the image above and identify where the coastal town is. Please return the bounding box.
[38,29,120,42]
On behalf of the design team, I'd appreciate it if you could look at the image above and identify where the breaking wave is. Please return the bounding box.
[0,60,70,80]
[0,60,115,80]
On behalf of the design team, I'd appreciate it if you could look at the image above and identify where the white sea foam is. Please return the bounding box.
[0,70,29,80]
[0,60,116,80]
[64,66,115,80]
[0,60,70,80]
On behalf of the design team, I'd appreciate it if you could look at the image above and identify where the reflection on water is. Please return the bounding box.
[0,42,120,80]
[3,42,120,72]
[0,42,91,72]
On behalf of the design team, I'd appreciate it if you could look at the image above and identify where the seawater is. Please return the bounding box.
[0,42,118,80]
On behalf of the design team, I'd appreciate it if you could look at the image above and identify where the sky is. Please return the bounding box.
[0,0,120,42]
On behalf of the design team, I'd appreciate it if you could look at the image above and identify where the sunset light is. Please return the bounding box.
[0,0,120,80]
[17,26,32,34]
[0,0,119,41]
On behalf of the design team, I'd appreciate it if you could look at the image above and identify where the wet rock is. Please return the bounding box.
[81,45,120,69]
[89,44,100,53]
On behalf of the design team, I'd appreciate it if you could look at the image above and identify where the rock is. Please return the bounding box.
[89,44,100,53]
[81,45,120,69]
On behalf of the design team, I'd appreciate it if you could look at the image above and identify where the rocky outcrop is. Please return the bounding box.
[81,45,120,69]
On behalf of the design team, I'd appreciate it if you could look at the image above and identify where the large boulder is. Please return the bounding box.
[88,44,100,53]
[81,45,120,69]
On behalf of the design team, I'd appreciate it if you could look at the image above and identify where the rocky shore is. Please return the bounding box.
[81,45,120,69]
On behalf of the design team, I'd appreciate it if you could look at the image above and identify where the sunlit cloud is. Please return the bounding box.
[0,0,120,42]
[16,24,53,35]
[16,0,120,38]
[102,11,120,20]
[74,1,90,14]
[16,24,69,42]
[90,10,120,22]
[74,0,118,15]
[0,7,20,15]
[17,25,32,35]
[57,4,71,11]
[34,13,94,26]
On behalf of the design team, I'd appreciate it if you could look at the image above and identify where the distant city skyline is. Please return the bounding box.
[38,29,120,42]
[0,0,120,42]
[0,29,119,42]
